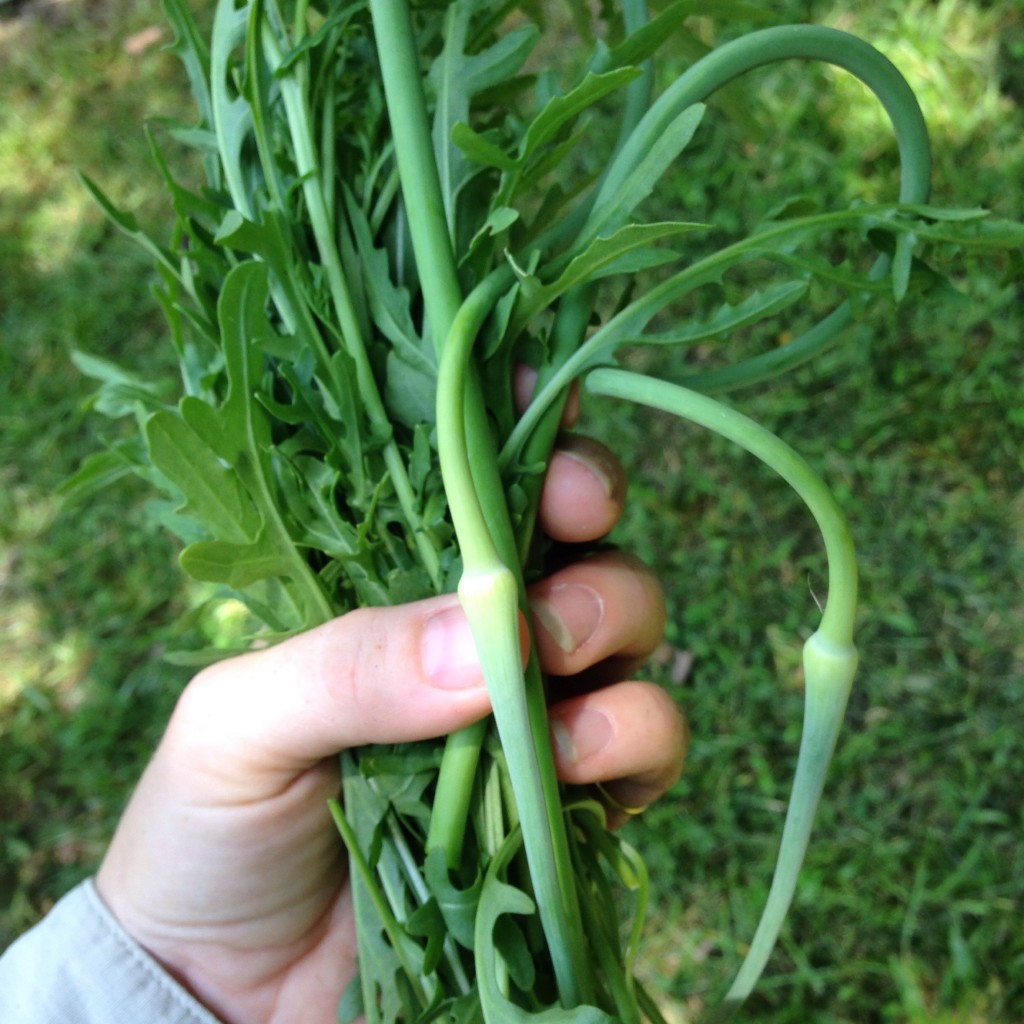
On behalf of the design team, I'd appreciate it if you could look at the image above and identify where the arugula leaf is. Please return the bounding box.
[514,221,707,332]
[145,410,261,545]
[430,0,539,240]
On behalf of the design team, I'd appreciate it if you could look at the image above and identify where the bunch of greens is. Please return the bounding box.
[68,0,1024,1021]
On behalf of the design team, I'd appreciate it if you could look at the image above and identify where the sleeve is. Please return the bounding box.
[0,879,223,1024]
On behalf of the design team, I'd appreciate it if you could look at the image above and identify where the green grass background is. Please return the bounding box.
[1,1,1021,1021]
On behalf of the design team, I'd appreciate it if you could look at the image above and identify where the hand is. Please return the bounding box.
[96,432,687,1024]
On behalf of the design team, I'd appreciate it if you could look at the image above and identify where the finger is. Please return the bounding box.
[528,550,666,678]
[538,434,627,544]
[168,594,499,794]
[514,364,581,426]
[548,681,689,828]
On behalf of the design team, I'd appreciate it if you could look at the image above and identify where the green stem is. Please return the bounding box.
[253,449,335,626]
[600,25,930,213]
[367,1,523,900]
[246,9,339,381]
[642,24,930,394]
[513,285,595,567]
[380,805,473,994]
[528,23,933,404]
[707,628,856,1021]
[585,368,858,1018]
[368,0,554,905]
[426,718,488,867]
[366,0,524,583]
[585,365,856,638]
[435,273,592,1007]
[330,801,433,1012]
[367,0,527,596]
[435,277,511,571]
[368,0,463,354]
[616,0,655,151]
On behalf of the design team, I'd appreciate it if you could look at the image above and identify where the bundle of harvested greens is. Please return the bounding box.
[69,1,1024,1020]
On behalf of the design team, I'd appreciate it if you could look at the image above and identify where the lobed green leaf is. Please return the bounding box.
[145,409,262,545]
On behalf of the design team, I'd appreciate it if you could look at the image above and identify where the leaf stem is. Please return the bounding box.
[329,800,433,1011]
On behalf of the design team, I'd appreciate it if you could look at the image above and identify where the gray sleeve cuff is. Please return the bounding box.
[0,879,222,1024]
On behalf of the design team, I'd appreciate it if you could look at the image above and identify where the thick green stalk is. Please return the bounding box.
[526,24,933,405]
[366,0,526,582]
[435,275,592,1008]
[598,25,929,216]
[368,0,463,353]
[368,8,595,997]
[706,629,856,1021]
[639,24,929,394]
[365,0,535,583]
[512,285,595,567]
[585,368,857,1019]
[586,368,856,636]
[366,0,501,872]
[426,718,488,868]
[366,19,588,998]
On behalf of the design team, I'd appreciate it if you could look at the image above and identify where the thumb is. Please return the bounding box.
[167,594,496,789]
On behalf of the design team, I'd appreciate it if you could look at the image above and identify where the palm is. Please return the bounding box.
[100,759,356,1024]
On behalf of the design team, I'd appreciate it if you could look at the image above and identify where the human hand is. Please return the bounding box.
[96,429,687,1024]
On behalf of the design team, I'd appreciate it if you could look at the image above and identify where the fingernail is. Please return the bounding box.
[551,707,613,765]
[422,604,485,690]
[557,435,623,503]
[530,583,603,654]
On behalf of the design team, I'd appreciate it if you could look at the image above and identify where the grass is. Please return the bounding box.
[0,0,198,938]
[1,0,1022,1021]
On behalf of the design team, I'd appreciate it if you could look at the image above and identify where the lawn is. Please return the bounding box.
[1,1,1021,1021]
